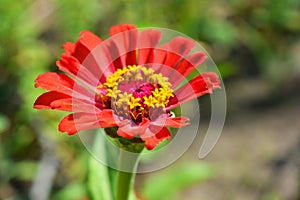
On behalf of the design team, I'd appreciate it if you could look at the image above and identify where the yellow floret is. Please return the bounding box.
[97,65,174,111]
[118,92,132,103]
[143,95,159,107]
[129,97,141,109]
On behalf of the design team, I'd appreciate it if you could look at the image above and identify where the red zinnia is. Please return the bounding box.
[34,24,220,150]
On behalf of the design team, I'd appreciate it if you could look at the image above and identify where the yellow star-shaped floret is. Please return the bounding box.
[143,95,158,107]
[129,97,141,109]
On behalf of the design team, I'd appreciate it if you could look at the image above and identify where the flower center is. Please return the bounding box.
[97,65,174,124]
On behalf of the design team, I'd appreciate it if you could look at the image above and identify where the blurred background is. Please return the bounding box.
[0,0,299,199]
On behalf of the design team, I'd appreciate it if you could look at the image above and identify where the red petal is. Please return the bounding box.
[109,24,138,66]
[170,52,207,88]
[53,98,102,113]
[68,31,105,83]
[58,113,100,135]
[154,36,195,67]
[168,72,221,109]
[100,109,117,124]
[58,31,104,86]
[104,40,124,70]
[50,98,73,112]
[62,42,75,54]
[56,54,80,76]
[117,118,150,139]
[57,54,101,90]
[34,91,71,111]
[110,24,137,36]
[72,31,103,63]
[34,91,102,113]
[34,72,93,99]
[152,37,195,79]
[137,29,162,65]
[164,36,195,55]
[58,110,117,135]
[34,72,74,96]
[141,126,171,150]
[152,116,190,128]
[85,41,118,81]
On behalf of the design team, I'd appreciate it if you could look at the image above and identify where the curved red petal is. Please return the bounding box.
[137,29,162,65]
[34,91,71,110]
[100,109,117,124]
[104,40,124,70]
[58,113,99,135]
[110,24,137,36]
[154,36,195,67]
[152,116,190,128]
[72,31,103,63]
[70,31,106,83]
[58,31,104,86]
[35,94,98,113]
[58,114,77,135]
[141,126,171,150]
[109,24,138,67]
[117,118,150,139]
[170,52,207,88]
[168,72,221,109]
[56,54,80,76]
[34,72,94,100]
[57,54,102,90]
[34,72,74,96]
[50,98,73,112]
[163,36,195,55]
[151,36,195,81]
[62,42,75,54]
[59,110,117,135]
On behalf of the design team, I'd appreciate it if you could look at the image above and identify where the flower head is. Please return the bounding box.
[34,24,221,150]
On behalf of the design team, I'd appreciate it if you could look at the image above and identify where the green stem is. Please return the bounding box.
[116,170,134,200]
[116,149,142,200]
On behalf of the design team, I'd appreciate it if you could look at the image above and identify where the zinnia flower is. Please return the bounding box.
[34,24,220,150]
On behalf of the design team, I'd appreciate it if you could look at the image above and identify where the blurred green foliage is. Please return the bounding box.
[0,0,299,199]
[141,163,215,200]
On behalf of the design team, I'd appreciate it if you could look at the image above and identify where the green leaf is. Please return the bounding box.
[12,161,37,181]
[218,61,237,79]
[87,129,140,200]
[87,129,114,200]
[141,163,216,200]
[0,113,10,133]
[52,182,86,200]
[128,190,139,200]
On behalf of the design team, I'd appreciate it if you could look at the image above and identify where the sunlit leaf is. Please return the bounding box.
[52,182,86,200]
[0,114,10,133]
[141,163,216,200]
[12,161,37,181]
[88,129,114,200]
